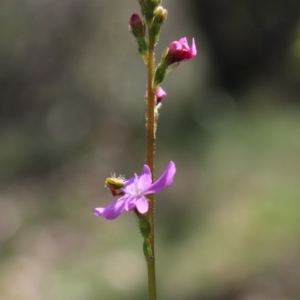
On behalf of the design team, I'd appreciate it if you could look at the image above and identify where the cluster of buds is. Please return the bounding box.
[94,1,197,292]
[130,2,197,102]
[138,0,162,23]
[129,2,168,63]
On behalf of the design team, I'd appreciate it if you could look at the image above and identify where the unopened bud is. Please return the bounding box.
[129,14,146,38]
[138,0,162,23]
[129,14,148,63]
[155,86,167,104]
[153,6,168,27]
[152,6,168,44]
[144,86,167,105]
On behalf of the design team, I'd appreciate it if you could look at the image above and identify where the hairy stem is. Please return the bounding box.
[146,28,157,300]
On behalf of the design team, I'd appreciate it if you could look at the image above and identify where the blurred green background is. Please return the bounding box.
[1,0,300,299]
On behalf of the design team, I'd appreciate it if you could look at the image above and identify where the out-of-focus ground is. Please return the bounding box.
[1,1,300,299]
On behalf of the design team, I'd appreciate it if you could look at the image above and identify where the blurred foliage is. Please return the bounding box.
[1,0,300,300]
[191,0,300,95]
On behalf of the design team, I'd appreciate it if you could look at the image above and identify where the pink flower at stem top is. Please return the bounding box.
[165,37,197,64]
[94,161,176,220]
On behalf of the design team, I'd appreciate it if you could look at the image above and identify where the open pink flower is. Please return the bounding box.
[165,37,197,64]
[94,161,176,220]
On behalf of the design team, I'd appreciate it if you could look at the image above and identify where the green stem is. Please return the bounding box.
[146,28,157,300]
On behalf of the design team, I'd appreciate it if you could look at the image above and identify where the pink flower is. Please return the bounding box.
[94,161,176,220]
[165,37,197,64]
[145,87,167,104]
[156,87,167,103]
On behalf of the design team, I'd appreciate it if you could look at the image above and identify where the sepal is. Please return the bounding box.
[154,59,169,88]
[137,211,151,240]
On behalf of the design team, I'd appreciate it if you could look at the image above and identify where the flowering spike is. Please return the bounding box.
[94,161,176,220]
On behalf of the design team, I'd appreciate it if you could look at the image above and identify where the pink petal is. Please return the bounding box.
[139,173,152,188]
[95,198,126,220]
[179,37,188,48]
[94,207,105,216]
[145,161,176,194]
[190,38,197,57]
[123,165,152,191]
[142,164,151,177]
[135,197,149,214]
[169,41,181,52]
[156,87,167,102]
[124,196,137,211]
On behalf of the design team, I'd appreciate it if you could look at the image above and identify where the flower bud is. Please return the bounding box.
[138,0,162,23]
[144,86,167,105]
[152,6,168,44]
[129,13,145,38]
[153,6,168,27]
[154,38,197,87]
[155,87,167,104]
[129,14,148,63]
[164,37,197,64]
